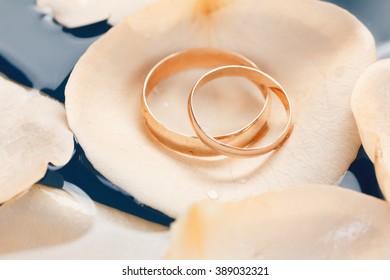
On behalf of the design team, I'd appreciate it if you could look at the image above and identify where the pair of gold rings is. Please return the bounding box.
[141,48,292,157]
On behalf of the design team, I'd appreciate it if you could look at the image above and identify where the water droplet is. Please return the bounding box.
[377,41,390,59]
[133,198,141,204]
[207,190,219,200]
[163,102,169,108]
[133,144,141,149]
[144,33,151,38]
[34,5,53,16]
[28,89,40,97]
[42,14,53,24]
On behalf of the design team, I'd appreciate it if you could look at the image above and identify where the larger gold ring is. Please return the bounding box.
[142,48,271,157]
[188,65,293,157]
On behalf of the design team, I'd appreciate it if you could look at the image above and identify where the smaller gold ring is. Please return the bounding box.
[188,65,293,157]
[142,48,271,157]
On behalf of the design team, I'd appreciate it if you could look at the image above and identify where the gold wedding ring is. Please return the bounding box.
[188,66,293,157]
[142,48,271,156]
